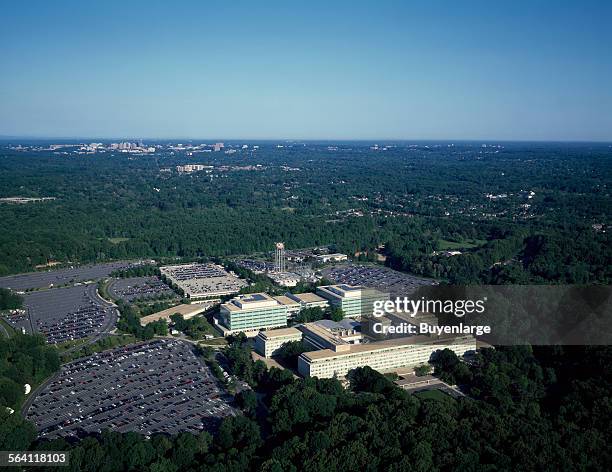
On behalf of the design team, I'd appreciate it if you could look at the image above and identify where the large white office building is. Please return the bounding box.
[286,292,329,311]
[254,327,303,357]
[217,293,288,336]
[298,334,476,379]
[299,319,362,352]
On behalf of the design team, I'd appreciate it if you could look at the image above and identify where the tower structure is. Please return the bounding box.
[275,242,286,273]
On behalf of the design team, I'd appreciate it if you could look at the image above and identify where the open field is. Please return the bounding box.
[199,337,229,346]
[415,389,455,402]
[108,237,130,244]
[437,239,487,250]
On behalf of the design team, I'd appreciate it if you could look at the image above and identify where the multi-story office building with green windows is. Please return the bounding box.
[217,293,288,336]
[316,284,388,318]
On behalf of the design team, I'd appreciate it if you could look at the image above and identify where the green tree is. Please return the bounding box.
[414,364,432,376]
[0,288,23,309]
[327,306,345,322]
[0,410,35,450]
[236,389,257,415]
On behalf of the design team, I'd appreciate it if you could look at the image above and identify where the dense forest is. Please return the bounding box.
[1,341,610,471]
[0,334,60,411]
[0,287,23,309]
[0,142,609,284]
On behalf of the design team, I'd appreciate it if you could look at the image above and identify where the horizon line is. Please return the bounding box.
[1,135,611,144]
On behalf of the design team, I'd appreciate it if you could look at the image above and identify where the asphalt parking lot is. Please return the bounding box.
[323,264,437,297]
[25,339,237,438]
[7,284,116,343]
[234,259,275,273]
[108,276,174,302]
[0,261,138,291]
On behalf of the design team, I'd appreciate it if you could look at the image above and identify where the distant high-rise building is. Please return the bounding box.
[275,242,286,273]
[213,142,224,152]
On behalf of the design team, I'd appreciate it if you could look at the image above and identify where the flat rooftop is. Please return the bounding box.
[257,327,302,339]
[317,284,363,298]
[384,310,439,326]
[301,334,474,361]
[160,263,247,297]
[221,292,282,312]
[273,295,300,307]
[300,321,351,348]
[314,318,360,331]
[139,303,212,325]
[288,292,327,304]
[337,284,360,291]
[239,293,271,303]
[160,263,229,281]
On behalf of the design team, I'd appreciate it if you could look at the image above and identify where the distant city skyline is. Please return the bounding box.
[1,0,611,141]
[2,136,612,144]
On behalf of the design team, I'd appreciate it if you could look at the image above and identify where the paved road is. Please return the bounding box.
[0,320,11,338]
[21,371,61,419]
[90,285,119,339]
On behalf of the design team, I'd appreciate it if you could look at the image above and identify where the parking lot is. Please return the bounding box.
[0,261,139,291]
[323,264,437,297]
[25,339,237,438]
[9,284,116,343]
[108,276,174,302]
[234,259,275,274]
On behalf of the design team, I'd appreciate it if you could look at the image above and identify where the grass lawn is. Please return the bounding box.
[108,237,130,244]
[60,334,139,362]
[199,337,228,346]
[438,238,487,250]
[97,279,115,302]
[55,337,90,352]
[415,389,455,402]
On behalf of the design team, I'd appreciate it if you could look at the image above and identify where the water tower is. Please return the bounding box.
[275,242,286,273]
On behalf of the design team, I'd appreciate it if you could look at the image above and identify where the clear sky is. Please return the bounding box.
[1,0,611,141]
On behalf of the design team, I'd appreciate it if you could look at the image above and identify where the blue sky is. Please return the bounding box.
[1,0,611,141]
